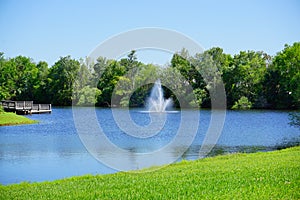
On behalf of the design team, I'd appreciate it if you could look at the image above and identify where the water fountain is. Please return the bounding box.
[147,79,173,112]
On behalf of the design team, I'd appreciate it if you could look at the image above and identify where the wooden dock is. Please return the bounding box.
[0,100,52,115]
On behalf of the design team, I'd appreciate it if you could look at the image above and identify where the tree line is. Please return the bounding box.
[0,42,299,109]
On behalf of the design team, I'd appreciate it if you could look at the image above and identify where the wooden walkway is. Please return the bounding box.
[0,100,52,115]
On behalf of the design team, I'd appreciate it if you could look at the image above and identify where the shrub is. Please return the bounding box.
[232,96,252,110]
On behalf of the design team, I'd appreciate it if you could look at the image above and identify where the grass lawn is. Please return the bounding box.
[0,146,299,199]
[0,112,37,126]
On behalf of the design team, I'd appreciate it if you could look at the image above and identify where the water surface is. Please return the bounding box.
[0,107,299,184]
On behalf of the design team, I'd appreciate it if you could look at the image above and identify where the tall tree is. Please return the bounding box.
[48,56,80,105]
[226,51,268,108]
[72,57,100,106]
[265,42,300,109]
[0,55,38,101]
[95,59,126,106]
[111,51,144,107]
[33,61,50,103]
[0,52,10,100]
[170,49,207,107]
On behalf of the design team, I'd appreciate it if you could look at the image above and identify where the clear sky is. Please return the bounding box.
[0,0,299,66]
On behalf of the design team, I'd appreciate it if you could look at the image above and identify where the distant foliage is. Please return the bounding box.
[0,42,299,109]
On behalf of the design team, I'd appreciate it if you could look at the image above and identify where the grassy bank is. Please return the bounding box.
[0,146,299,199]
[0,112,37,126]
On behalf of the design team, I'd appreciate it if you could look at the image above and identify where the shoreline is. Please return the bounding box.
[1,146,299,199]
[0,112,38,126]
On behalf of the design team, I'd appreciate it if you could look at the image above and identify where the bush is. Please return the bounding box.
[232,96,252,110]
[76,86,102,106]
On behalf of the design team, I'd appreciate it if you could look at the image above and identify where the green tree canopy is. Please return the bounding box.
[48,56,80,105]
[265,42,300,109]
[0,42,299,109]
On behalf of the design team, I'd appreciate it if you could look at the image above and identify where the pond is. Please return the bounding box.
[0,107,299,184]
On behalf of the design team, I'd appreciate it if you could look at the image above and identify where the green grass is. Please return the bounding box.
[0,112,37,126]
[1,146,299,199]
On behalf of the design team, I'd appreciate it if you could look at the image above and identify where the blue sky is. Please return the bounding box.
[0,0,299,65]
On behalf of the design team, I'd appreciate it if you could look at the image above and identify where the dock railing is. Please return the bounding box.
[0,100,52,114]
